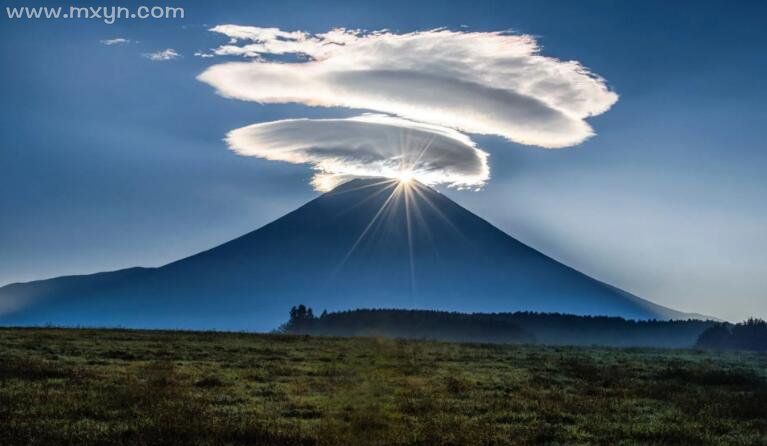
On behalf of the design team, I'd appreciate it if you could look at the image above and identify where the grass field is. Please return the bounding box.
[1,328,765,445]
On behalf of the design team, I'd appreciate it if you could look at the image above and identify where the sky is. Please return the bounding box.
[1,0,765,321]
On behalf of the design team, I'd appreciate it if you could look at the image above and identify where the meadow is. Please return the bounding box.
[1,327,765,445]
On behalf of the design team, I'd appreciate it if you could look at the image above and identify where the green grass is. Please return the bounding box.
[1,328,765,445]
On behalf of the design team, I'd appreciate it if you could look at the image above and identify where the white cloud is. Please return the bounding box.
[226,114,490,191]
[100,38,131,46]
[198,27,618,148]
[143,48,180,61]
[209,25,308,44]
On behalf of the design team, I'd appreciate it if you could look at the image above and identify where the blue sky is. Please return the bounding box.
[1,0,765,321]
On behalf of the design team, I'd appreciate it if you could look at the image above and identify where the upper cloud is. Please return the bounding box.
[198,26,618,148]
[226,114,489,191]
[143,48,180,61]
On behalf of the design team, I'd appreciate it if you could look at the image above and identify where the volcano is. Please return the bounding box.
[0,178,701,330]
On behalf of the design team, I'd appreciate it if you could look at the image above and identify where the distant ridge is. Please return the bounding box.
[0,178,710,330]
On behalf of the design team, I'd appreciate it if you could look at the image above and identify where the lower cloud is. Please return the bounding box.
[225,114,490,191]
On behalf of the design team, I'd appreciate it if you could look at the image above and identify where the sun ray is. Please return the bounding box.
[329,180,398,221]
[403,182,417,298]
[411,184,466,238]
[323,176,463,297]
[404,183,440,260]
[411,133,437,167]
[328,183,404,281]
[328,178,398,196]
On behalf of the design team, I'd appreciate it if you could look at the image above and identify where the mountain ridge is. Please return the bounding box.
[0,178,713,329]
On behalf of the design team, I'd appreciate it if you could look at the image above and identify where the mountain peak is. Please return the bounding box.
[328,177,429,194]
[329,177,395,192]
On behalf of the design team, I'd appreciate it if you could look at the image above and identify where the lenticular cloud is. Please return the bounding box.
[226,115,489,191]
[198,26,618,148]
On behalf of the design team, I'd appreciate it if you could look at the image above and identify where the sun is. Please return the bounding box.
[396,171,415,185]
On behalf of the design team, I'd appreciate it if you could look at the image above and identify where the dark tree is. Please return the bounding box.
[696,318,767,351]
[731,318,767,351]
[695,324,732,349]
[280,304,316,332]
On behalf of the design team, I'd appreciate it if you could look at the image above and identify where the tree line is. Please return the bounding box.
[280,305,533,344]
[278,306,763,348]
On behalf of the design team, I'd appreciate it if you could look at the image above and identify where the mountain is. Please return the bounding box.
[0,178,705,330]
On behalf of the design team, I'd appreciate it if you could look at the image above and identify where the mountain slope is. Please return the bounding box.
[0,178,705,330]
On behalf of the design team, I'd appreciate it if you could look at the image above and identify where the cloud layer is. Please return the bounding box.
[226,115,489,191]
[198,26,618,148]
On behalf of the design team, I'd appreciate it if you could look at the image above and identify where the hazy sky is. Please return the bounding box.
[1,0,765,321]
